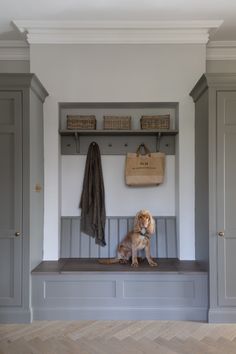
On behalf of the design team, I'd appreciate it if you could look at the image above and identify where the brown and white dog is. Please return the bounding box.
[98,210,157,267]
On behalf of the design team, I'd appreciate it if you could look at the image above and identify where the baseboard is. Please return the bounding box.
[209,308,236,323]
[0,308,32,323]
[33,306,208,321]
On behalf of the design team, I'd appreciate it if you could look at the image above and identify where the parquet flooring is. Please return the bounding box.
[1,320,236,354]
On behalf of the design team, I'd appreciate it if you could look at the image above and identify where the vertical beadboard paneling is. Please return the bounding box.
[156,218,167,258]
[61,216,177,259]
[109,219,119,258]
[61,218,71,258]
[166,217,177,258]
[71,218,80,257]
[80,232,90,258]
[128,217,134,232]
[118,218,128,244]
[99,222,109,258]
[151,219,158,258]
[90,234,100,258]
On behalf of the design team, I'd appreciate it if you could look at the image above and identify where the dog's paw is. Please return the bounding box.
[148,260,158,267]
[119,259,128,264]
[131,262,139,267]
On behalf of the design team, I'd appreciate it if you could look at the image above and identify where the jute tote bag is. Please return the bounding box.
[125,144,165,186]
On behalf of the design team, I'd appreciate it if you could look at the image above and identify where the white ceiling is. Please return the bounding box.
[1,0,236,42]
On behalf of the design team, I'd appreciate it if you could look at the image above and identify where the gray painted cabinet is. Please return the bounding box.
[0,91,22,307]
[190,73,236,323]
[0,74,48,323]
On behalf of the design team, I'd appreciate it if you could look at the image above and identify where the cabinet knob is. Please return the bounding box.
[218,231,225,237]
[15,232,20,237]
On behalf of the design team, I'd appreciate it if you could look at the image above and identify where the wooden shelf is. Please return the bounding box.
[60,129,178,155]
[59,129,178,136]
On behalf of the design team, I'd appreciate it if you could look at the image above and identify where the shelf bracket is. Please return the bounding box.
[156,132,162,152]
[74,132,80,153]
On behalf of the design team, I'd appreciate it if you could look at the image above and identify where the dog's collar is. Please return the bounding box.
[139,228,150,239]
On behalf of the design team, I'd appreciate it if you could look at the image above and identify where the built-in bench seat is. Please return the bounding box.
[31,258,208,321]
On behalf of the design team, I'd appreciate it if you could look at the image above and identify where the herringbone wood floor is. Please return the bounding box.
[1,321,236,354]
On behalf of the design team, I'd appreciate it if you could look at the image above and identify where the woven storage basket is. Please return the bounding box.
[103,116,131,130]
[67,115,96,130]
[140,114,170,130]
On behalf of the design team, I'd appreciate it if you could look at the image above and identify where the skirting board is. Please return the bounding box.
[33,307,208,321]
[209,308,236,323]
[32,272,208,321]
[0,308,32,323]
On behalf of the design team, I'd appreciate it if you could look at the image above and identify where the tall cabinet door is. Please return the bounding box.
[0,91,22,306]
[217,91,236,306]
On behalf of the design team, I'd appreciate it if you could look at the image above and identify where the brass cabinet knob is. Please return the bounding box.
[218,231,225,237]
[15,232,20,237]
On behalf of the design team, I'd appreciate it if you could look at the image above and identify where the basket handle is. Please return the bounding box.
[136,144,151,156]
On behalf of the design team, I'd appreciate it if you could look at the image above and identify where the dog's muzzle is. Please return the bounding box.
[140,227,147,236]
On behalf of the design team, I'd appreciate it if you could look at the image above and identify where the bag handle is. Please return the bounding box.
[136,143,151,156]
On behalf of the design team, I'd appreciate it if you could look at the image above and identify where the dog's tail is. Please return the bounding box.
[97,258,120,264]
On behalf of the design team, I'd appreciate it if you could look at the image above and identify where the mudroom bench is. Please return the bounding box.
[30,215,208,321]
[31,258,208,321]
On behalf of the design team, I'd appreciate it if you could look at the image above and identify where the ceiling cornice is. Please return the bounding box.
[0,40,29,60]
[207,41,236,60]
[13,20,223,44]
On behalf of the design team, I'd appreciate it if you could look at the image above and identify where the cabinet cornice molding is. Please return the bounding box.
[0,40,29,60]
[207,41,236,60]
[190,74,208,103]
[190,73,236,102]
[0,73,48,102]
[13,20,223,45]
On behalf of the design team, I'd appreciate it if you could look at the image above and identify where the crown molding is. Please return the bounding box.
[207,41,236,60]
[13,20,223,44]
[0,40,29,60]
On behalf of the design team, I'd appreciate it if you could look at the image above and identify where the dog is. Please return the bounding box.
[98,210,157,267]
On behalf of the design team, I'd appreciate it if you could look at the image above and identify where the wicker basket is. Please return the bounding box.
[140,115,170,130]
[103,116,131,130]
[67,115,96,130]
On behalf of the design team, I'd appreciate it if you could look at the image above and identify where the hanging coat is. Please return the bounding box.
[79,142,106,246]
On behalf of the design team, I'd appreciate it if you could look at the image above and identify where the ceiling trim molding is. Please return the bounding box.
[0,40,29,60]
[207,41,236,60]
[13,20,223,44]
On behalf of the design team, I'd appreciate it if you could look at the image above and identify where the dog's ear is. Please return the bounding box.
[147,214,155,235]
[134,211,141,232]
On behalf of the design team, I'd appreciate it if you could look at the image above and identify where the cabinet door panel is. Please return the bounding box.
[217,91,236,306]
[0,91,22,306]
